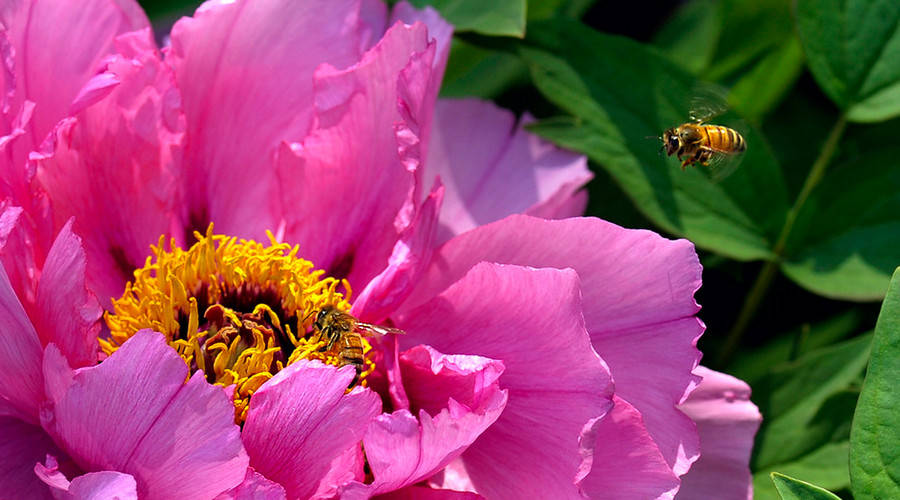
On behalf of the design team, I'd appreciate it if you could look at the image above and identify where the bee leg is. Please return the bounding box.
[320,329,337,351]
[697,147,715,166]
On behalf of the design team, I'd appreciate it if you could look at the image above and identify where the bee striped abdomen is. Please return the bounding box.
[703,125,745,154]
[341,336,365,367]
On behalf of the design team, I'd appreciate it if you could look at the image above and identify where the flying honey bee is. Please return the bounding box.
[661,90,747,175]
[312,305,405,386]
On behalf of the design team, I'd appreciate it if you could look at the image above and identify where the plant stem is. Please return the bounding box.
[717,114,848,365]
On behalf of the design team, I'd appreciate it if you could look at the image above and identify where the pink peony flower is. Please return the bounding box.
[0,0,760,498]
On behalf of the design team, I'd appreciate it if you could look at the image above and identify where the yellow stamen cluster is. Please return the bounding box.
[103,225,368,423]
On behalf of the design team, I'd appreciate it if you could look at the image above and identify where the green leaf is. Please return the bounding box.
[521,19,789,261]
[771,473,843,500]
[796,0,900,122]
[706,0,795,81]
[850,267,900,499]
[409,0,526,37]
[653,0,802,121]
[526,0,594,20]
[754,442,851,500]
[781,133,900,301]
[440,38,528,98]
[728,310,862,387]
[762,88,839,198]
[652,0,723,75]
[728,37,805,123]
[753,334,871,469]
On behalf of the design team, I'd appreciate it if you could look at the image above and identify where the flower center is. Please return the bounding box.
[103,225,375,424]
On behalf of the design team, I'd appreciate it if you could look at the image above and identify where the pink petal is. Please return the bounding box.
[0,203,33,308]
[675,367,761,500]
[68,471,138,500]
[0,259,42,422]
[376,485,484,499]
[397,263,614,498]
[0,417,61,498]
[33,219,101,368]
[69,73,121,116]
[346,400,506,498]
[313,445,365,500]
[391,3,453,69]
[0,95,34,200]
[399,345,505,418]
[167,0,368,239]
[215,468,287,500]
[427,458,476,493]
[390,1,453,172]
[352,181,443,323]
[242,360,381,500]
[402,215,703,475]
[346,346,507,496]
[594,318,703,476]
[0,29,15,115]
[0,0,147,201]
[0,200,52,314]
[41,330,248,499]
[424,101,591,244]
[579,396,681,499]
[33,29,185,305]
[276,21,437,286]
[34,455,70,493]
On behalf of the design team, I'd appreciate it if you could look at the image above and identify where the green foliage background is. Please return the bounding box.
[142,0,900,497]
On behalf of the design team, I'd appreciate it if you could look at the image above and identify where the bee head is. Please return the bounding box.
[314,307,332,329]
[662,128,680,156]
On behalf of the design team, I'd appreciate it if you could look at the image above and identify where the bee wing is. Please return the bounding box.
[689,83,729,123]
[704,149,745,183]
[355,322,407,338]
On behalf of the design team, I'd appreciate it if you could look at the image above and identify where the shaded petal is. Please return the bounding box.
[377,485,484,500]
[215,468,287,500]
[167,0,367,238]
[675,367,761,500]
[0,0,148,201]
[242,360,381,500]
[397,263,613,498]
[352,182,443,323]
[314,445,365,500]
[41,331,248,499]
[347,346,507,496]
[358,0,388,51]
[33,29,185,305]
[579,396,681,499]
[33,219,101,368]
[402,215,703,474]
[276,21,437,286]
[0,201,45,313]
[0,417,60,498]
[0,260,42,422]
[424,101,591,244]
